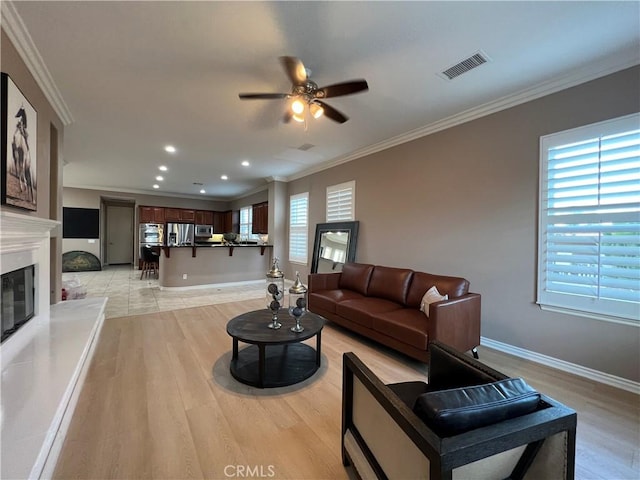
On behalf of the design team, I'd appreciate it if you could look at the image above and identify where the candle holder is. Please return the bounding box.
[288,271,307,333]
[265,257,284,329]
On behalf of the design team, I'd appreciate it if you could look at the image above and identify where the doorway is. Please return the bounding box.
[104,200,135,265]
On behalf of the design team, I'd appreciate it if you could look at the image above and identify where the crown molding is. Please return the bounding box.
[63,183,230,202]
[288,55,640,183]
[1,1,73,125]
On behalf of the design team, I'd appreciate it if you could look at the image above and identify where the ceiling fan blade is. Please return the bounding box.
[316,101,348,124]
[318,79,368,98]
[239,93,289,100]
[280,56,307,85]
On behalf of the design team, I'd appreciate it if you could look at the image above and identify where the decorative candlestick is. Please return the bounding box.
[265,257,284,329]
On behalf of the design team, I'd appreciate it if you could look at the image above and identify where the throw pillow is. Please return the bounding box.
[419,286,448,317]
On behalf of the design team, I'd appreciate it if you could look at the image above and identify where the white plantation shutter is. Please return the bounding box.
[239,206,259,241]
[327,181,355,222]
[538,113,640,323]
[289,192,309,264]
[239,206,252,237]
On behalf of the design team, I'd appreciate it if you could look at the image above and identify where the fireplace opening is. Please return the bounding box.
[1,264,35,343]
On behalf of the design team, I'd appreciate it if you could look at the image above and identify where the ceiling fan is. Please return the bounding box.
[238,56,368,124]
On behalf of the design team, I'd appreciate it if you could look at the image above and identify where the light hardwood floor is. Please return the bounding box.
[53,298,639,479]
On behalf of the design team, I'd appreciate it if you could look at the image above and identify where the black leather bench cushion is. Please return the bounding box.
[413,378,540,436]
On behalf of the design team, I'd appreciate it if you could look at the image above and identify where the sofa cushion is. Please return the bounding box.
[371,309,430,350]
[413,378,541,437]
[336,297,402,329]
[419,286,448,317]
[406,272,470,308]
[339,263,375,296]
[367,266,414,305]
[309,289,365,314]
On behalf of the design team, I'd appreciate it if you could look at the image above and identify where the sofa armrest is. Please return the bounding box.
[428,293,481,353]
[308,272,341,292]
[342,351,577,480]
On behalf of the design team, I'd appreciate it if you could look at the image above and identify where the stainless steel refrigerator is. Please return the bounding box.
[165,223,195,246]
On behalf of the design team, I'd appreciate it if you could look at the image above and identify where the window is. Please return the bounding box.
[239,206,259,241]
[289,192,309,264]
[327,181,355,222]
[537,113,640,323]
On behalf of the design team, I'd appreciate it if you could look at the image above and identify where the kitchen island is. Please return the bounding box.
[159,244,273,288]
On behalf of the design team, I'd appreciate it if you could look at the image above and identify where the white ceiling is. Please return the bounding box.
[6,1,640,201]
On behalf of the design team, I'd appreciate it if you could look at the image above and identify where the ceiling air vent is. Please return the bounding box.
[297,143,315,151]
[438,50,491,80]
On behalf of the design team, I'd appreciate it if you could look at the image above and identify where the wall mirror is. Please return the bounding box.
[311,221,360,274]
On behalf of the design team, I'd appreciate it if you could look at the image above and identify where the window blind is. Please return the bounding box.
[327,181,355,222]
[538,113,640,322]
[239,206,251,239]
[289,192,309,264]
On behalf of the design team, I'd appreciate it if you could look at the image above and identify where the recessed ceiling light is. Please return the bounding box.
[153,184,160,189]
[241,161,250,167]
[159,165,168,171]
[164,145,176,153]
[155,175,164,181]
[221,175,228,180]
[200,189,205,194]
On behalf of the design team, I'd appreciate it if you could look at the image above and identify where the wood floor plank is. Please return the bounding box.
[146,379,204,479]
[185,398,250,479]
[166,338,218,411]
[53,301,640,480]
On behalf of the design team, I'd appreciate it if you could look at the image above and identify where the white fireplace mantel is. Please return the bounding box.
[1,210,60,332]
[0,210,60,254]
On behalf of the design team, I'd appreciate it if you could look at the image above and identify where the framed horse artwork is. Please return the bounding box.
[1,72,38,211]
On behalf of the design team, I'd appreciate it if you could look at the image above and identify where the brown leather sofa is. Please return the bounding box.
[308,262,481,362]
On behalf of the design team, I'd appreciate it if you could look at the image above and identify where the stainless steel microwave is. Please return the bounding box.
[195,224,214,237]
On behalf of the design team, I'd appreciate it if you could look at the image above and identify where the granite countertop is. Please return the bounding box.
[167,243,273,248]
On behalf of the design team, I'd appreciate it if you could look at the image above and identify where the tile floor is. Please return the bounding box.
[62,265,265,318]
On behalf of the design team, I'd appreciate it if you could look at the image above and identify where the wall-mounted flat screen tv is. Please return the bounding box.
[63,207,99,239]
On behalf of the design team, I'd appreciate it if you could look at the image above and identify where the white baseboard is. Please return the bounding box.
[480,337,640,395]
[159,279,263,291]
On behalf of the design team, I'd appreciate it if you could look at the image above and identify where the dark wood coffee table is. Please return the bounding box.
[226,309,325,388]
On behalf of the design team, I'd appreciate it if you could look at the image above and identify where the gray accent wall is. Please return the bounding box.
[286,66,640,382]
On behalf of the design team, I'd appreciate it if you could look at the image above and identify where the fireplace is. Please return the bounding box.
[0,211,59,356]
[1,264,35,343]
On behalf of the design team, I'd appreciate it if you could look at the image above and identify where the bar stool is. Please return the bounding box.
[140,246,160,279]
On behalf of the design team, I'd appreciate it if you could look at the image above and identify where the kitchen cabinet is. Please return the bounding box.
[180,209,196,222]
[195,210,214,225]
[139,206,165,224]
[224,210,239,233]
[252,202,268,234]
[165,208,181,222]
[213,211,225,233]
[166,208,196,222]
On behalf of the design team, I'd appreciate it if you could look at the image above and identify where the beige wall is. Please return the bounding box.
[1,29,65,302]
[229,189,268,210]
[286,66,640,382]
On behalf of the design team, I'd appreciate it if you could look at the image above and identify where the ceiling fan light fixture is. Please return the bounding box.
[292,113,305,123]
[291,98,305,115]
[309,103,324,119]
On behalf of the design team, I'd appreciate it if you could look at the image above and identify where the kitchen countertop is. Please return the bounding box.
[161,243,272,257]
